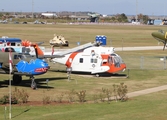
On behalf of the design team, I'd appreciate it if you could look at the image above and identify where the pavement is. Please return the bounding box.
[45,46,163,52]
[115,46,163,51]
[127,85,167,98]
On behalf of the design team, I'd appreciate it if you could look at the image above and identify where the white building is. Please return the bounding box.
[41,13,57,17]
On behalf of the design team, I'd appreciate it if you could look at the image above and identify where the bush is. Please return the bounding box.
[0,95,18,104]
[102,88,112,102]
[43,95,51,104]
[42,90,51,104]
[99,83,128,103]
[66,89,76,102]
[12,87,29,103]
[56,93,64,103]
[117,83,128,101]
[76,90,86,102]
[0,87,29,104]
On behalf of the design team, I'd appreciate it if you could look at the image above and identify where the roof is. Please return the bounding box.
[0,38,22,43]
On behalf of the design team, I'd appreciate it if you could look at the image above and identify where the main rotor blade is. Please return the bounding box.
[37,42,44,46]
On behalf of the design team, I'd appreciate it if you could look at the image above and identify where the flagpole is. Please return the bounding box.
[9,49,12,119]
[9,71,11,119]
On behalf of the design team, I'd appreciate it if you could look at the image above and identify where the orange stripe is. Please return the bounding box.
[35,45,44,55]
[65,52,78,68]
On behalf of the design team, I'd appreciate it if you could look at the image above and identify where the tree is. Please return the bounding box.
[137,13,149,24]
[115,13,128,22]
[0,13,3,18]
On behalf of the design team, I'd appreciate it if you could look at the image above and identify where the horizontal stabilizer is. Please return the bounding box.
[38,55,64,59]
[14,72,31,76]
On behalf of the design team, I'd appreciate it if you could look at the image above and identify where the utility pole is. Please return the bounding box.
[136,0,138,22]
[32,0,34,19]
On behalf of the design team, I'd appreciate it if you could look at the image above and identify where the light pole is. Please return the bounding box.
[2,9,4,16]
[32,0,34,19]
[136,0,138,22]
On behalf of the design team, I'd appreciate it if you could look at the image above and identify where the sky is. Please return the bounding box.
[0,0,167,16]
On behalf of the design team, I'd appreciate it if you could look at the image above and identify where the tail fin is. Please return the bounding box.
[32,44,44,57]
[22,40,44,57]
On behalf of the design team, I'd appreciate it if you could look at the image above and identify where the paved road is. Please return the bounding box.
[127,85,167,98]
[115,46,163,51]
[45,46,163,52]
[103,85,167,101]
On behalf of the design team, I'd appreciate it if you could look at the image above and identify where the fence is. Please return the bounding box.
[122,55,167,70]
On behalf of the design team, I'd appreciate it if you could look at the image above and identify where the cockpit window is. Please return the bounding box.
[111,53,117,56]
[108,56,113,64]
[11,43,16,46]
[22,47,31,53]
[14,54,27,60]
[5,47,15,52]
[158,29,165,34]
[14,54,22,59]
[110,53,124,67]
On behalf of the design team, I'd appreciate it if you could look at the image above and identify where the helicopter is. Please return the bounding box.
[0,43,63,89]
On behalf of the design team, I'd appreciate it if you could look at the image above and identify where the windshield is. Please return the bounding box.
[110,53,124,67]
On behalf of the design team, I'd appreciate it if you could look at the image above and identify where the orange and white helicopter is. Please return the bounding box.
[50,42,126,76]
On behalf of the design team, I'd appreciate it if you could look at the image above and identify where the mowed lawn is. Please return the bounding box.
[1,24,167,119]
[0,23,167,48]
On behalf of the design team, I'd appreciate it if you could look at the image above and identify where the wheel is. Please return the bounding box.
[31,82,37,90]
[95,74,99,77]
[12,75,22,84]
[31,77,37,90]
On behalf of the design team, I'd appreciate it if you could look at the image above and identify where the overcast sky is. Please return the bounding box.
[0,0,166,15]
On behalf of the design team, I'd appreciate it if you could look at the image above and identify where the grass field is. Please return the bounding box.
[1,24,167,120]
[0,23,167,48]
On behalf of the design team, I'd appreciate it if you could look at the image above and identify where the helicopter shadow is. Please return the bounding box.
[0,77,68,89]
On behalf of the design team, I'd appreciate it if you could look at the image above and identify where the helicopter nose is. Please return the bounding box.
[152,32,166,40]
[34,59,50,73]
[151,32,161,39]
[42,60,50,70]
[16,58,50,75]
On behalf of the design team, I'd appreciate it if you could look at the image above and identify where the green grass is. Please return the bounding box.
[1,24,167,120]
[0,24,167,48]
[1,91,167,120]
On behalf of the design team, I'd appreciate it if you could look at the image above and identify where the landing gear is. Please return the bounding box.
[30,76,37,90]
[12,75,22,85]
[12,75,37,89]
[95,74,99,77]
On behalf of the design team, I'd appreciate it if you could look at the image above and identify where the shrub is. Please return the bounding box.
[99,92,105,102]
[66,89,76,102]
[56,93,64,103]
[12,87,29,103]
[76,90,86,102]
[93,94,99,103]
[0,87,29,104]
[112,84,119,102]
[0,94,18,104]
[117,83,128,101]
[42,90,51,104]
[42,95,51,104]
[102,88,112,102]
